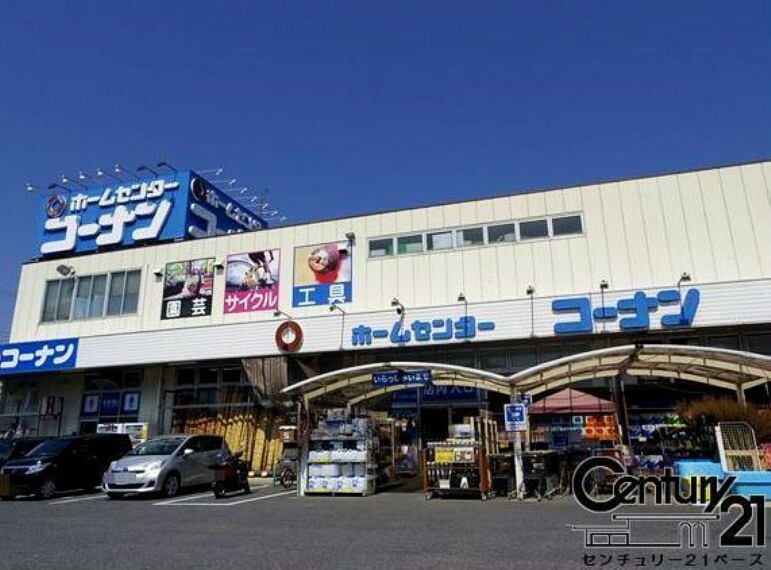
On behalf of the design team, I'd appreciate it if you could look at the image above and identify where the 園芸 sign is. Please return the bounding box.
[504,403,527,432]
[161,258,215,320]
[0,338,78,375]
[352,316,496,347]
[552,288,701,335]
[38,171,266,256]
[372,369,433,387]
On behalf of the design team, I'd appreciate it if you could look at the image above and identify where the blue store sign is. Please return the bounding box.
[38,171,266,256]
[552,288,700,335]
[352,316,495,347]
[0,338,79,375]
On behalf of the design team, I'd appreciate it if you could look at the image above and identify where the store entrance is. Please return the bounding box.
[420,408,449,442]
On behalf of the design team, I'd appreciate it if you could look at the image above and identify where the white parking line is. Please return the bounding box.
[152,492,216,506]
[157,489,294,507]
[50,494,106,505]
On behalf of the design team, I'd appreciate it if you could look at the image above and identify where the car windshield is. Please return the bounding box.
[0,442,13,461]
[26,438,73,458]
[127,438,184,456]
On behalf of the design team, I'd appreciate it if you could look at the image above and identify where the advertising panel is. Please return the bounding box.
[224,250,280,313]
[161,258,215,320]
[292,240,352,307]
[38,171,266,257]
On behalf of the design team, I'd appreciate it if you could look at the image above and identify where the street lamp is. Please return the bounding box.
[273,309,293,320]
[330,301,347,350]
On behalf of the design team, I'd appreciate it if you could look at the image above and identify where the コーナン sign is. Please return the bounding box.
[38,171,266,256]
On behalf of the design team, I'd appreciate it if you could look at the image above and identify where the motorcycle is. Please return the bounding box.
[212,451,251,498]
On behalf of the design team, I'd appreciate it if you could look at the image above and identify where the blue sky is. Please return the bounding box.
[0,1,769,338]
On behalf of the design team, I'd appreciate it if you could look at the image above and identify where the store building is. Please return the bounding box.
[1,160,770,474]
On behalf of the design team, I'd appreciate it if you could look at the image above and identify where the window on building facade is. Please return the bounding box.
[367,212,584,258]
[447,352,476,369]
[510,347,537,371]
[368,238,394,258]
[397,235,424,254]
[747,334,771,356]
[552,215,583,236]
[480,349,508,371]
[427,231,454,251]
[172,365,255,408]
[487,223,517,244]
[456,227,485,247]
[41,270,141,323]
[519,219,549,240]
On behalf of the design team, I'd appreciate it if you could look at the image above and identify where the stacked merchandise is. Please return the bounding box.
[305,409,376,495]
[423,423,493,501]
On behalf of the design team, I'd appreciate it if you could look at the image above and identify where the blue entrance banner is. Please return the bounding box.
[372,369,433,387]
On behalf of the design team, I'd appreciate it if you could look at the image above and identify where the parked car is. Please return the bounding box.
[102,434,230,499]
[0,434,132,500]
[0,438,48,470]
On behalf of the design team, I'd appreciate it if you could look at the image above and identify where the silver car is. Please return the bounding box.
[102,434,229,498]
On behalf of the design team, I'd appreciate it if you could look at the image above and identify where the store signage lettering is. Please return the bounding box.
[40,179,180,255]
[0,338,78,375]
[38,172,266,256]
[352,316,496,347]
[187,177,264,237]
[372,369,433,387]
[552,288,701,335]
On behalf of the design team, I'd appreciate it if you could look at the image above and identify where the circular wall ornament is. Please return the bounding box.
[275,321,303,352]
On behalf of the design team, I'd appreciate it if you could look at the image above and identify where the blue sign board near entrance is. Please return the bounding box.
[504,403,527,432]
[372,369,433,387]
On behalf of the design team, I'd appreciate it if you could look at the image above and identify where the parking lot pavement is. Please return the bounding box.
[0,492,767,570]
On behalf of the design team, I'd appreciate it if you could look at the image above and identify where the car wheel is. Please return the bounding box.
[162,473,180,498]
[213,482,227,499]
[106,493,123,500]
[38,479,57,500]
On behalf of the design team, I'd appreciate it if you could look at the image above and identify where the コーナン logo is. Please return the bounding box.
[45,195,67,218]
[571,456,765,549]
